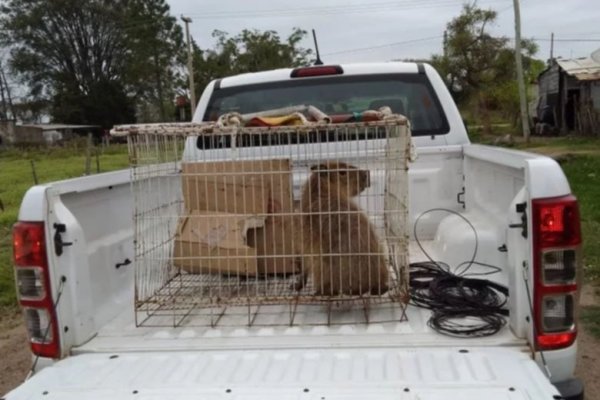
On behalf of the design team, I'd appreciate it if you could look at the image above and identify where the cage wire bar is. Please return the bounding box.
[114,117,412,328]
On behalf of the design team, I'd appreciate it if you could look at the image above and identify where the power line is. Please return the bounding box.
[109,0,507,32]
[497,4,513,13]
[2,1,459,34]
[190,0,451,16]
[90,1,474,34]
[181,0,511,19]
[1,0,513,36]
[321,35,600,58]
[530,38,600,42]
[186,0,457,16]
[323,36,443,56]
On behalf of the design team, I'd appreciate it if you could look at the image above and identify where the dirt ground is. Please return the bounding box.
[575,284,600,399]
[0,310,30,396]
[1,290,599,397]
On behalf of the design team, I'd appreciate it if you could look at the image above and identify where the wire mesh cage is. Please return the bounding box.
[113,115,412,328]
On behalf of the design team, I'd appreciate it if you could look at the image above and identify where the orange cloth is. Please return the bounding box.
[245,114,306,127]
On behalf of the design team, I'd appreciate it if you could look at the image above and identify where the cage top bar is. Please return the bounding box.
[110,108,409,138]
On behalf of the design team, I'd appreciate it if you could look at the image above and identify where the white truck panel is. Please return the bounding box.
[5,348,559,400]
[463,144,572,199]
[18,186,48,221]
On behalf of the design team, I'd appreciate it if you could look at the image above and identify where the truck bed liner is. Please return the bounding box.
[75,303,522,354]
[75,241,518,354]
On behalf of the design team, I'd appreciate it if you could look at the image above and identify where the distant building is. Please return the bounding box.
[0,121,100,145]
[0,120,15,145]
[536,56,600,135]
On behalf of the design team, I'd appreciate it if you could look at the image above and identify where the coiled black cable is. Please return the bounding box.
[410,209,509,338]
[410,261,509,337]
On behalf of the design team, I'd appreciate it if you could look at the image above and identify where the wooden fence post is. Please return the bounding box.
[85,132,93,175]
[30,160,39,184]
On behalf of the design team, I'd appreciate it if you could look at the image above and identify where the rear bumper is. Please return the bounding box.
[554,378,584,400]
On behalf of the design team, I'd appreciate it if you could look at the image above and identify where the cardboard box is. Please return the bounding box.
[181,160,293,214]
[178,159,296,275]
[173,211,265,275]
[247,214,300,275]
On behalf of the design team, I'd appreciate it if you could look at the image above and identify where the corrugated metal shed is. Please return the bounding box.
[556,57,600,81]
[538,63,560,94]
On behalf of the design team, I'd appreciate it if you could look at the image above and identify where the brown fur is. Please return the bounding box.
[296,161,389,296]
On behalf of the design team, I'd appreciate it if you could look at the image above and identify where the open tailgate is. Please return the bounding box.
[5,347,559,399]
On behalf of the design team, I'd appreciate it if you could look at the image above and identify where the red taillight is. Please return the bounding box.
[532,195,581,351]
[537,332,577,350]
[13,221,46,266]
[534,195,581,247]
[290,65,344,78]
[540,205,563,232]
[12,222,60,359]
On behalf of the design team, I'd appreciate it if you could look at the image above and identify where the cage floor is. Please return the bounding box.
[135,272,407,328]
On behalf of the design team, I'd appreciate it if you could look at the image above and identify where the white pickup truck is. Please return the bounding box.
[7,63,584,399]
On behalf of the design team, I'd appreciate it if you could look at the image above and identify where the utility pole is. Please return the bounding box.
[0,61,7,120]
[513,0,530,142]
[1,61,15,120]
[550,32,554,61]
[443,30,448,57]
[0,72,7,120]
[181,16,196,119]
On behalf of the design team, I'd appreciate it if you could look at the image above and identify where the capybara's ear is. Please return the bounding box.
[311,163,328,172]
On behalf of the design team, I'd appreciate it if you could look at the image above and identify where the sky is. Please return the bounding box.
[168,0,600,64]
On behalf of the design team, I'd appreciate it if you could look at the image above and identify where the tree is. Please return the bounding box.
[487,48,544,126]
[0,0,183,127]
[433,4,509,98]
[2,0,312,126]
[123,0,184,122]
[0,0,132,126]
[431,3,541,133]
[190,28,312,101]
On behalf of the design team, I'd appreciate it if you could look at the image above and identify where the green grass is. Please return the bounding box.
[0,143,129,308]
[560,155,600,281]
[518,136,600,154]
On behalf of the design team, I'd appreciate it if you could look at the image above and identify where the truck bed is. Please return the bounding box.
[74,240,520,355]
[27,143,540,358]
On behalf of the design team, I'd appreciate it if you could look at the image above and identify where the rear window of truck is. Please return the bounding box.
[202,73,449,148]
